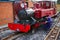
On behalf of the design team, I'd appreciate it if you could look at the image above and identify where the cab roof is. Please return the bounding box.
[31,0,57,2]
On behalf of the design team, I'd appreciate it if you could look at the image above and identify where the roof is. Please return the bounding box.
[31,0,57,2]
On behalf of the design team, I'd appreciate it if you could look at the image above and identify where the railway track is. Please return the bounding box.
[0,27,9,32]
[2,32,24,40]
[0,12,60,40]
[57,32,60,40]
[44,26,60,40]
[44,12,60,40]
[1,21,60,40]
[1,31,31,40]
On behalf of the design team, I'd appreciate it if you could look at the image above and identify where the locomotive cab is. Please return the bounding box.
[32,0,57,17]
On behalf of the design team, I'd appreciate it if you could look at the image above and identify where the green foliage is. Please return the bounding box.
[57,0,60,4]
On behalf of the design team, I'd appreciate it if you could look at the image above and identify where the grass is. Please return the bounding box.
[56,4,60,11]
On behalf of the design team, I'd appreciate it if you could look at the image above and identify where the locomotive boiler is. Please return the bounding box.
[8,0,57,33]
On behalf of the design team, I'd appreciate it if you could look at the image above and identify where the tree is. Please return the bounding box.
[57,0,60,4]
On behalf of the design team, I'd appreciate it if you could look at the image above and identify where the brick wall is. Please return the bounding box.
[0,2,14,26]
[28,0,33,8]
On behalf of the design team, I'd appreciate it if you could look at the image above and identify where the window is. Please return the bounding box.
[46,2,49,7]
[42,1,51,9]
[52,2,56,8]
[33,1,53,9]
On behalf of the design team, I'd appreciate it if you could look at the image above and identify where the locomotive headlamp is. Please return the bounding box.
[26,8,34,15]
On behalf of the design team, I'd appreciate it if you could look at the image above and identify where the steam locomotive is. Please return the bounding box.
[8,0,57,33]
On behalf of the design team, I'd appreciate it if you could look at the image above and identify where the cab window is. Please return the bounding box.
[42,1,51,9]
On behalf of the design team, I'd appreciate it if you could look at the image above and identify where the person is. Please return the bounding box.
[43,16,53,31]
[14,0,27,23]
[20,0,27,9]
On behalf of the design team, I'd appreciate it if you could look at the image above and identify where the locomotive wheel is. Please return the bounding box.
[28,26,37,34]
